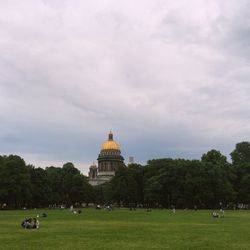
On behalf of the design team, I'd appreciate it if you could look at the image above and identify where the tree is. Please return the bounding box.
[238,174,250,203]
[230,142,250,202]
[0,155,32,208]
[231,141,250,165]
[107,164,144,206]
[29,166,51,207]
[46,166,64,205]
[201,149,228,166]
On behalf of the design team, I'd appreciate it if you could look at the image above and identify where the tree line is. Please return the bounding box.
[1,141,250,209]
[0,158,94,209]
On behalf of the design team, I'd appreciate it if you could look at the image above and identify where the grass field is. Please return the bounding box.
[0,208,249,250]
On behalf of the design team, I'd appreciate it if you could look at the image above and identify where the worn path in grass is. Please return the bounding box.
[0,209,249,250]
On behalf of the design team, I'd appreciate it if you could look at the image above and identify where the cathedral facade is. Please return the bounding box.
[88,131,124,186]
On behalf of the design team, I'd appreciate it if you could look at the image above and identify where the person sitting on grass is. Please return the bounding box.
[212,211,219,218]
[21,218,32,229]
[219,208,225,217]
[36,212,47,218]
[21,218,28,228]
[32,218,40,229]
[21,218,39,229]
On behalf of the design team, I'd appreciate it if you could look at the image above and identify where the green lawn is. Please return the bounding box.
[0,208,249,250]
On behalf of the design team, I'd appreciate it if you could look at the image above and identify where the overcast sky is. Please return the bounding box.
[1,0,250,174]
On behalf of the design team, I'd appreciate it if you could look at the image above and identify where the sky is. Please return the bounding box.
[1,0,250,174]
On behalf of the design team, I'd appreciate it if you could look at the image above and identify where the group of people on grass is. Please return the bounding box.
[20,204,226,230]
[21,217,39,229]
[70,205,82,214]
[95,204,113,211]
[212,209,225,218]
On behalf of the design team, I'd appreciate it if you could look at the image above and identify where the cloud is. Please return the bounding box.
[0,0,250,173]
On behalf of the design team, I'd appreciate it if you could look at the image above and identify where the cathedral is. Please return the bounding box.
[88,131,125,186]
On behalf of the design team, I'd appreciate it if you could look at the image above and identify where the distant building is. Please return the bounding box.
[88,131,125,186]
[128,156,134,165]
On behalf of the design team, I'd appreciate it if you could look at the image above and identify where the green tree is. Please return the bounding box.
[108,164,144,206]
[46,166,63,205]
[230,142,250,202]
[231,141,250,165]
[29,166,51,207]
[201,149,228,166]
[0,155,32,208]
[238,174,250,203]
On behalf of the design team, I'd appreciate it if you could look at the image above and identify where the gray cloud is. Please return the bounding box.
[0,0,250,173]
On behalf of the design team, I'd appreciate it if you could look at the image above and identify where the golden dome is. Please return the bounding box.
[101,131,120,151]
[101,141,120,150]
